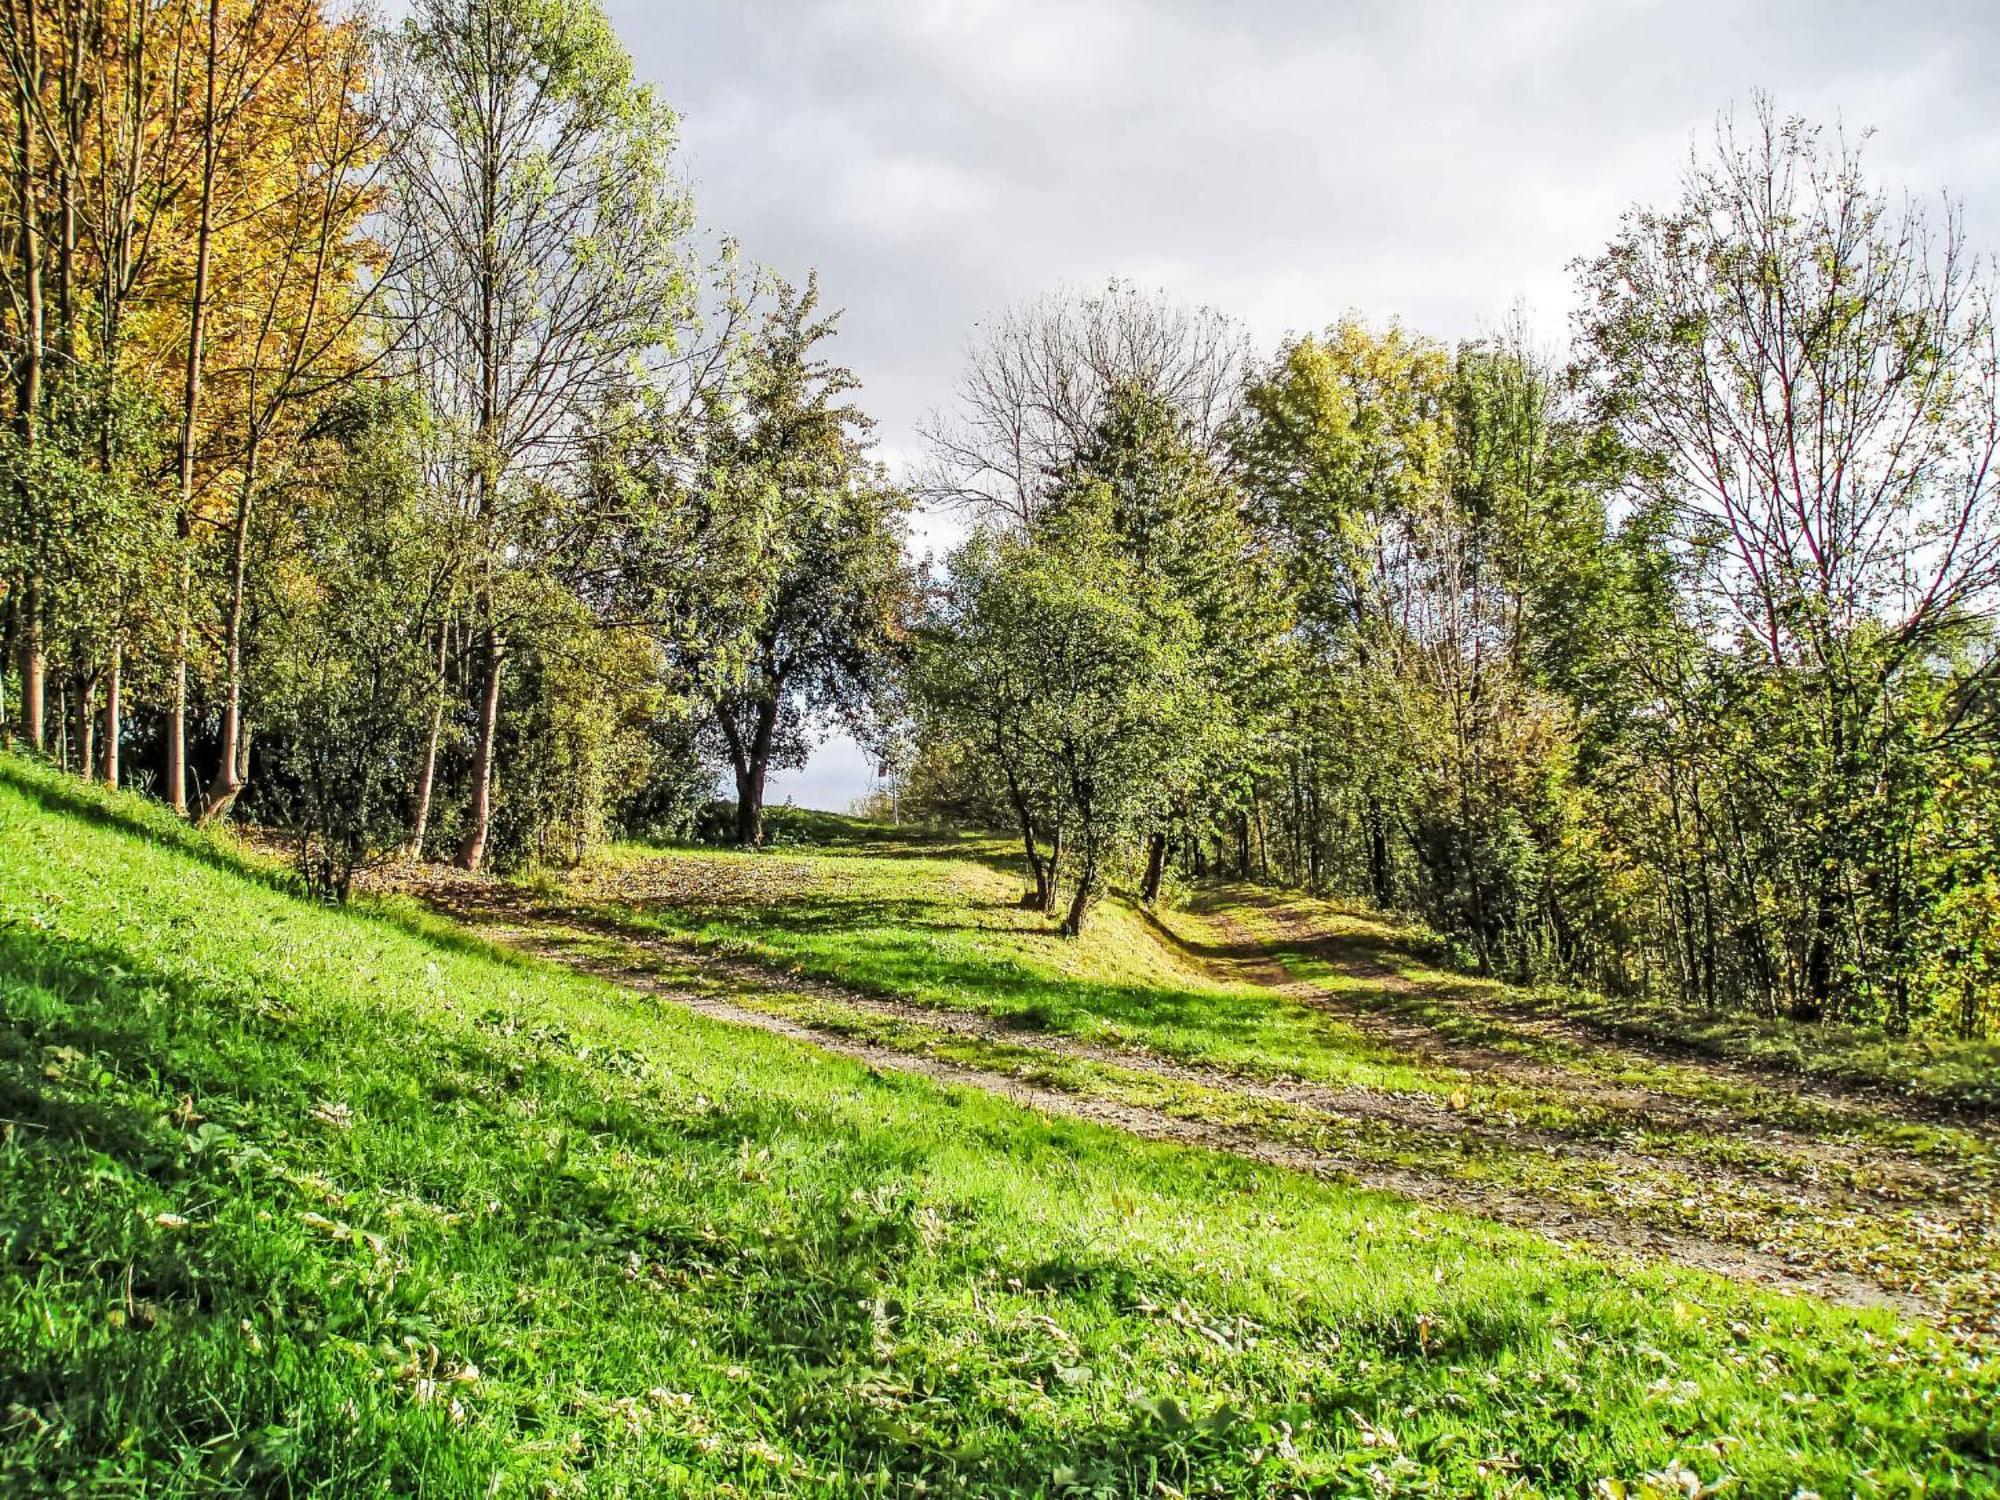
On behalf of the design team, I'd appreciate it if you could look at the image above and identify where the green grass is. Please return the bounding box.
[568,830,1456,1098]
[1227,888,2000,1116]
[552,828,1998,1167]
[498,821,2000,1338]
[3,759,1999,1496]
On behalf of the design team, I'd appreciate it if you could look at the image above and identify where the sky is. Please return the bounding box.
[607,0,2000,811]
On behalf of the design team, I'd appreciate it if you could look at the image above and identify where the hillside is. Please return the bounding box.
[2,758,1997,1496]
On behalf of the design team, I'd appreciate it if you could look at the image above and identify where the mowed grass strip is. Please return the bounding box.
[2,761,1997,1497]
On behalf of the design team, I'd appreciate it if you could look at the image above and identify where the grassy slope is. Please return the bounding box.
[567,825,1452,1097]
[1228,888,2000,1114]
[584,815,1999,1115]
[505,820,2000,1334]
[1,764,1996,1497]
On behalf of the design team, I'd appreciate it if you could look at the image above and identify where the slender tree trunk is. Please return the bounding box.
[456,623,504,871]
[199,432,261,823]
[1367,799,1391,908]
[1254,791,1270,882]
[12,5,45,752]
[997,743,1051,907]
[75,676,95,782]
[101,642,120,787]
[1305,775,1323,891]
[168,0,223,817]
[1139,829,1168,906]
[17,578,43,751]
[406,621,449,857]
[1288,758,1303,884]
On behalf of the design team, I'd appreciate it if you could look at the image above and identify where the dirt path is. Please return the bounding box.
[408,875,1946,1325]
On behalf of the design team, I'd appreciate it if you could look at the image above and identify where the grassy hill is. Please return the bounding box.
[3,757,1997,1497]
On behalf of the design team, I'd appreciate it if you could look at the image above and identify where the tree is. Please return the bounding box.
[256,391,448,901]
[922,280,1247,528]
[386,0,694,870]
[1576,98,2000,1022]
[917,526,1068,911]
[196,5,386,823]
[1053,379,1286,903]
[1232,320,1453,905]
[925,493,1211,936]
[702,278,910,848]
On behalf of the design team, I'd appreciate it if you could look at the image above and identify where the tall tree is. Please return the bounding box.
[704,279,909,848]
[196,4,384,822]
[1577,99,2000,1021]
[387,0,693,870]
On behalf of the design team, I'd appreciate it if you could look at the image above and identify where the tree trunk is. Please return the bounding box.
[18,577,43,751]
[732,762,765,847]
[199,431,261,823]
[1367,799,1391,908]
[730,698,779,848]
[12,16,44,754]
[1306,776,1324,891]
[101,642,120,787]
[456,626,504,871]
[168,0,223,817]
[75,675,95,782]
[1060,851,1098,938]
[1798,873,1837,1023]
[998,750,1051,907]
[1140,830,1168,906]
[1235,810,1251,879]
[406,622,448,857]
[1254,792,1270,882]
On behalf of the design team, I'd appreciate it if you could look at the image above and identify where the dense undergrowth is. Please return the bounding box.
[3,759,1999,1496]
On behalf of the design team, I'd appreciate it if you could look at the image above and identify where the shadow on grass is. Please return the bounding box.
[0,885,1312,1496]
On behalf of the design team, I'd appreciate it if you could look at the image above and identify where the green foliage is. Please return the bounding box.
[251,395,450,900]
[924,487,1218,934]
[488,602,662,869]
[1572,102,2000,1032]
[701,277,913,846]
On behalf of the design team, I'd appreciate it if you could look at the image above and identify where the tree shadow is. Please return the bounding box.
[1,757,302,899]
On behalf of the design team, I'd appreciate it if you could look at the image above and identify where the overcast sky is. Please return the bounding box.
[610,0,2000,810]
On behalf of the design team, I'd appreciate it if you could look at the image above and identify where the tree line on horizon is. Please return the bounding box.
[4,2,1997,1041]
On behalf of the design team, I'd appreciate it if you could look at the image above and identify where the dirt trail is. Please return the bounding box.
[407,874,1953,1325]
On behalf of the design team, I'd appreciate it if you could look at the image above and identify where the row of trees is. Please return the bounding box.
[909,107,2000,1039]
[1,0,909,893]
[6,8,1992,1044]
